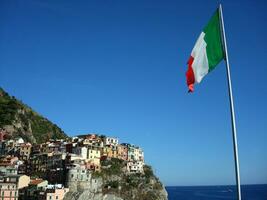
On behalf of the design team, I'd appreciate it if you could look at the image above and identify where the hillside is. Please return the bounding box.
[0,87,68,143]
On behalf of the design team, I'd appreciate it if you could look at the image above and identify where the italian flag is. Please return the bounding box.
[186,9,225,92]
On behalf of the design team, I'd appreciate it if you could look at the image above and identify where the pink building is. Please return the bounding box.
[0,129,6,142]
[45,184,69,200]
[0,175,30,200]
[0,182,17,200]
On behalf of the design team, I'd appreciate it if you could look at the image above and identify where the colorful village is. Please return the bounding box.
[0,130,145,200]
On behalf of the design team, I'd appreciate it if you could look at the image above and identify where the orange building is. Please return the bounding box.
[102,146,117,159]
[117,144,128,161]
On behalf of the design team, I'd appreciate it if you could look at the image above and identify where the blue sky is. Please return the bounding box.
[0,0,266,186]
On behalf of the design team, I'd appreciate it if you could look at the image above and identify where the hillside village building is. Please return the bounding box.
[72,146,87,160]
[0,167,17,176]
[104,137,118,147]
[127,161,144,173]
[117,144,128,161]
[0,134,146,199]
[0,156,18,167]
[25,179,48,200]
[122,143,144,162]
[83,134,104,147]
[19,143,32,160]
[0,174,30,200]
[45,184,69,200]
[134,146,144,162]
[86,147,101,171]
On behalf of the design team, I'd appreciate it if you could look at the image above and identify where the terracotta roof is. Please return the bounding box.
[30,179,44,185]
[20,143,32,147]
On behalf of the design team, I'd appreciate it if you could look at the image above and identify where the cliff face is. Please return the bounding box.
[64,159,168,200]
[0,88,68,143]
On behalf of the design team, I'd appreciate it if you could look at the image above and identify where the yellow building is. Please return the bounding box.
[86,147,101,170]
[102,146,117,159]
[87,148,100,160]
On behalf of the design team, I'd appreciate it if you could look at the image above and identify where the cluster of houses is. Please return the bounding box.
[0,129,145,200]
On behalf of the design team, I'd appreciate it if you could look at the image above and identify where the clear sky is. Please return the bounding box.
[1,0,266,186]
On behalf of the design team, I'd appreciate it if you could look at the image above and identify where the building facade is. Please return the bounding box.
[0,175,30,200]
[104,137,118,147]
[19,143,32,160]
[117,145,128,161]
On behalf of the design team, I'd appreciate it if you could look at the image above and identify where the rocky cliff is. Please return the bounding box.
[0,87,68,143]
[64,158,168,200]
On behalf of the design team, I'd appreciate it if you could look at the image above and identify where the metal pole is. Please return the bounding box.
[219,4,242,200]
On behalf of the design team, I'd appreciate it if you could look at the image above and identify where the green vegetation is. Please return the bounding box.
[100,158,125,176]
[0,87,67,143]
[104,180,119,189]
[0,88,21,127]
[30,114,66,143]
[94,158,164,200]
[91,171,102,178]
[144,165,154,179]
[139,191,159,200]
[124,174,141,187]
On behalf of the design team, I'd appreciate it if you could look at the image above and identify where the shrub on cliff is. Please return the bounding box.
[101,158,125,176]
[144,165,154,179]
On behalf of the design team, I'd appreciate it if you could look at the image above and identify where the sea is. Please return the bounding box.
[166,184,267,200]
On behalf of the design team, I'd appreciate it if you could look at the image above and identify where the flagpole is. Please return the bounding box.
[219,4,242,200]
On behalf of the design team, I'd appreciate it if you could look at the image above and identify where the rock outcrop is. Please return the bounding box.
[64,159,168,200]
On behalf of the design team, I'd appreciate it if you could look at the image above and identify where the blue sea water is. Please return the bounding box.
[166,184,267,200]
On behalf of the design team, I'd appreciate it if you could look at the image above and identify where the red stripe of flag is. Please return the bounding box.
[186,56,195,92]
